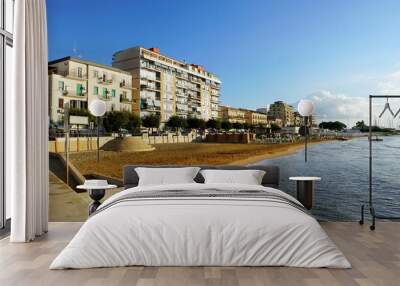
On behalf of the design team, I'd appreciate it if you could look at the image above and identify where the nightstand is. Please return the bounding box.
[289,177,321,210]
[77,183,117,215]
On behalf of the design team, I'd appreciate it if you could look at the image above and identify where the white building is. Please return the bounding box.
[48,57,134,124]
[112,47,221,124]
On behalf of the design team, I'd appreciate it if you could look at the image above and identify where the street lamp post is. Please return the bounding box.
[64,103,70,185]
[297,99,315,163]
[89,100,107,162]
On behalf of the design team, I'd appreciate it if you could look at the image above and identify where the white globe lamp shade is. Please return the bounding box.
[89,99,106,117]
[297,99,315,116]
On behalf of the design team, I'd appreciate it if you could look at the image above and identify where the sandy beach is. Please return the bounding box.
[69,140,333,180]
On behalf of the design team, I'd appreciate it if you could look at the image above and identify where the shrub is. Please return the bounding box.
[221,120,232,131]
[142,114,160,129]
[206,119,221,130]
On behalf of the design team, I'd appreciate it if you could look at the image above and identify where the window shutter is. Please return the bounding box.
[76,84,82,95]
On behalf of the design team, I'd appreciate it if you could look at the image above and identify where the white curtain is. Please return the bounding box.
[7,0,49,242]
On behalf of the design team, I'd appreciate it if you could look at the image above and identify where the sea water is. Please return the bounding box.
[256,136,400,221]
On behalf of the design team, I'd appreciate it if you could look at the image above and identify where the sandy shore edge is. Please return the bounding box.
[230,140,332,165]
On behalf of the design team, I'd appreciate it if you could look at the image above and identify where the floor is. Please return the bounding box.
[0,222,398,286]
[49,172,121,222]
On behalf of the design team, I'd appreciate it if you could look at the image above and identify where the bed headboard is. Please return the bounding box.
[123,165,280,189]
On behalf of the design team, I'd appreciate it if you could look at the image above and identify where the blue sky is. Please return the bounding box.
[47,0,400,125]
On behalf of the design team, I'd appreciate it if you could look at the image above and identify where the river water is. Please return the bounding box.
[256,136,400,221]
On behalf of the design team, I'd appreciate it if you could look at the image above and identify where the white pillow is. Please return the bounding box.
[135,167,201,186]
[200,169,266,185]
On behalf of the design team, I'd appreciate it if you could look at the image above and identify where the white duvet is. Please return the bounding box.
[50,183,351,269]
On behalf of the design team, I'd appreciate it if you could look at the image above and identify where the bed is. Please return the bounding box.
[50,165,350,269]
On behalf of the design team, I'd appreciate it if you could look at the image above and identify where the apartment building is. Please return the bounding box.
[219,105,246,124]
[293,111,304,127]
[48,57,133,124]
[112,47,221,123]
[243,109,268,126]
[268,101,294,126]
[267,116,283,128]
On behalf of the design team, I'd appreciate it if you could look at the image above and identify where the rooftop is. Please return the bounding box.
[48,56,131,75]
[114,46,221,82]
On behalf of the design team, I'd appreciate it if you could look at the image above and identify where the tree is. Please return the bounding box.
[221,120,232,131]
[187,117,201,130]
[142,114,160,133]
[166,115,186,133]
[232,122,244,130]
[103,111,127,133]
[206,119,221,130]
[127,113,141,134]
[270,124,281,133]
[187,117,206,136]
[355,120,367,130]
[243,122,251,131]
[319,121,347,131]
[198,119,206,131]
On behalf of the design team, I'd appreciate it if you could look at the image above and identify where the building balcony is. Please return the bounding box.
[97,77,113,85]
[142,63,162,73]
[99,95,112,101]
[60,89,87,99]
[141,84,161,92]
[188,96,201,102]
[120,97,132,104]
[120,81,133,89]
[176,73,189,80]
[210,83,220,90]
[176,81,186,88]
[190,76,202,83]
[141,76,161,83]
[61,71,87,80]
[143,106,161,112]
[188,87,200,92]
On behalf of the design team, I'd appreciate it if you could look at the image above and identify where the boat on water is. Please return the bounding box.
[337,137,349,141]
[370,136,383,142]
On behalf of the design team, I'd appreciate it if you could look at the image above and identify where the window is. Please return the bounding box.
[76,83,82,95]
[111,89,116,97]
[93,86,98,95]
[94,70,98,78]
[58,98,64,108]
[77,67,82,78]
[58,81,64,90]
[102,87,107,97]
